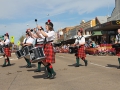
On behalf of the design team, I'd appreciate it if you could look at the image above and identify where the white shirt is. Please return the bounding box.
[75,35,85,44]
[46,31,55,42]
[36,33,45,42]
[4,39,10,45]
[23,37,34,44]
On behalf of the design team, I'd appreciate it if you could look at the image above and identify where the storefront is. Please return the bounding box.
[86,20,120,44]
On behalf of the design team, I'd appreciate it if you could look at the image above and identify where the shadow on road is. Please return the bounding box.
[27,67,46,72]
[106,64,118,68]
[0,63,15,67]
[19,64,36,68]
[68,63,84,67]
[32,73,47,79]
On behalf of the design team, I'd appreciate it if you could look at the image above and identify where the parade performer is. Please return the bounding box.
[2,33,11,67]
[28,28,45,72]
[34,19,56,79]
[74,29,88,67]
[21,30,34,68]
[115,28,120,69]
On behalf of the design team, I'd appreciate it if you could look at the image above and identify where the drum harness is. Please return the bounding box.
[76,36,83,48]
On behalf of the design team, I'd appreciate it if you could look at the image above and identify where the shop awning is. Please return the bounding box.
[91,31,102,36]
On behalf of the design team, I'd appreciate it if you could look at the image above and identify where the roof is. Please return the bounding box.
[96,16,107,24]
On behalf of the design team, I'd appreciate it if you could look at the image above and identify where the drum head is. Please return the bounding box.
[15,50,24,59]
[31,57,46,63]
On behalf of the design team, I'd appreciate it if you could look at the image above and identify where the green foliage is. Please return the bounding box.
[19,35,25,42]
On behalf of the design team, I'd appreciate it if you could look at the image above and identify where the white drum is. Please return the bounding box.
[15,49,24,59]
[29,47,46,63]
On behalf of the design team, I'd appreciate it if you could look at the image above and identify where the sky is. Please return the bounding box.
[0,0,115,44]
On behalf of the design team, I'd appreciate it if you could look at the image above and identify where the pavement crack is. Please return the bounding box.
[7,72,19,90]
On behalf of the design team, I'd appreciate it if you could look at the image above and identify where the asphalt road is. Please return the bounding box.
[0,53,120,90]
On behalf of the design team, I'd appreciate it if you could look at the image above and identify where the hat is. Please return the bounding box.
[78,28,83,33]
[45,19,53,27]
[26,30,30,36]
[4,33,9,37]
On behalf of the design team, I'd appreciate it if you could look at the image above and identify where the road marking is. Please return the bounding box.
[90,62,110,69]
[0,56,3,58]
[11,53,15,55]
[58,56,65,58]
[10,58,18,60]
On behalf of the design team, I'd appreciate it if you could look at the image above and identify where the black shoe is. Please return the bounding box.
[85,60,88,66]
[26,65,29,68]
[34,69,41,72]
[2,64,6,67]
[75,64,79,67]
[117,66,120,69]
[44,75,51,79]
[49,72,56,79]
[27,66,32,68]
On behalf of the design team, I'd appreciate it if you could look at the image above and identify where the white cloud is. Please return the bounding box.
[0,0,114,19]
[0,0,115,44]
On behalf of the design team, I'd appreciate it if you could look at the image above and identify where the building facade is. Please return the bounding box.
[108,0,120,21]
[67,19,96,40]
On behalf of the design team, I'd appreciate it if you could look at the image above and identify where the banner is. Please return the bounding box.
[17,41,20,46]
[10,36,14,43]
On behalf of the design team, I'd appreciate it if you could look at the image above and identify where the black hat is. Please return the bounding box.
[26,30,30,36]
[78,28,83,33]
[4,33,9,37]
[45,19,53,27]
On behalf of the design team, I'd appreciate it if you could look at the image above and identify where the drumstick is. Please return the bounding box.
[35,19,38,30]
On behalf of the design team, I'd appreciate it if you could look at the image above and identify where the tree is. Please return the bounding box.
[19,35,25,43]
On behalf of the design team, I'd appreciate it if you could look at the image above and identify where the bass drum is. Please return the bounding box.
[112,44,120,48]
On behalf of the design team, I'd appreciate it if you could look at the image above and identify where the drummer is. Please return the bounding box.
[28,28,45,72]
[21,30,34,68]
[115,28,120,69]
[34,19,56,79]
[1,33,11,67]
[74,29,88,67]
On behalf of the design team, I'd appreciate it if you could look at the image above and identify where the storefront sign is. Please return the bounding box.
[112,20,120,25]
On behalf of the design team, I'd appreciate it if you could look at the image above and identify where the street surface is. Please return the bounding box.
[0,53,120,90]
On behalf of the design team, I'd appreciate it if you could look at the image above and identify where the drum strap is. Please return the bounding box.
[24,38,28,44]
[76,36,83,44]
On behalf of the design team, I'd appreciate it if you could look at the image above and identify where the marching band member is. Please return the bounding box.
[35,19,56,79]
[74,29,88,67]
[28,28,45,72]
[115,28,120,69]
[21,30,34,68]
[2,33,11,67]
